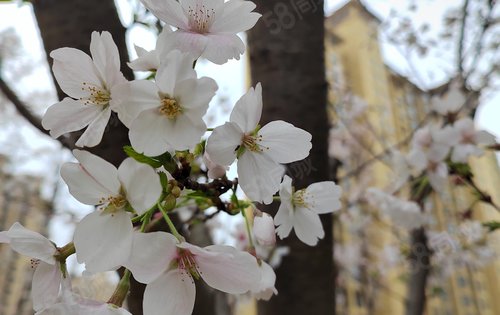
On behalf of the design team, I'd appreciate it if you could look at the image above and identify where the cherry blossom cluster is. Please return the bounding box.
[0,0,343,314]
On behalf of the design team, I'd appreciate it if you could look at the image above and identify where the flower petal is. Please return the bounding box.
[155,50,197,96]
[124,232,178,284]
[194,245,260,294]
[201,33,245,65]
[6,222,56,264]
[118,158,162,214]
[89,31,126,88]
[74,210,133,273]
[305,181,342,214]
[162,30,209,61]
[293,208,324,246]
[75,106,112,147]
[175,77,218,113]
[32,262,61,311]
[42,98,101,138]
[61,150,121,205]
[206,121,243,166]
[140,0,189,29]
[274,177,294,239]
[111,80,160,128]
[229,83,262,133]
[211,0,261,33]
[259,120,312,164]
[129,108,173,156]
[251,261,277,301]
[252,213,276,246]
[165,113,207,151]
[237,152,285,204]
[143,269,195,315]
[50,47,101,98]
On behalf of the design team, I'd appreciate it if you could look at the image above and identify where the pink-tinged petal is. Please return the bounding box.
[111,80,160,128]
[143,269,195,315]
[237,152,285,204]
[89,31,126,88]
[75,106,112,147]
[165,113,206,151]
[50,47,101,99]
[140,0,189,29]
[229,83,262,133]
[156,50,197,95]
[124,232,177,284]
[175,77,218,113]
[32,262,61,311]
[201,33,245,65]
[42,98,101,138]
[293,208,324,246]
[211,0,261,33]
[70,149,120,197]
[206,122,243,166]
[251,261,277,301]
[194,245,260,294]
[253,213,276,246]
[129,108,172,156]
[163,30,209,61]
[6,222,56,264]
[118,158,162,214]
[305,181,342,214]
[259,120,312,164]
[74,210,133,273]
[203,152,228,179]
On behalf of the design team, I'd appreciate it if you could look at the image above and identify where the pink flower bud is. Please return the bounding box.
[203,152,228,179]
[253,213,276,246]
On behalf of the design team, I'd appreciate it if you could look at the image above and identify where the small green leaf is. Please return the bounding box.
[123,146,163,168]
[483,221,500,232]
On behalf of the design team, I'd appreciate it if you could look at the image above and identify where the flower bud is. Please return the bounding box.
[253,213,276,246]
[203,152,228,179]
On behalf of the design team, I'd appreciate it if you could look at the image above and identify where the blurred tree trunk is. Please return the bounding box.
[30,1,220,314]
[248,2,334,315]
[406,228,430,315]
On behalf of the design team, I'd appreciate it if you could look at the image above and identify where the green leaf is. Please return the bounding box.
[483,221,500,232]
[123,146,163,168]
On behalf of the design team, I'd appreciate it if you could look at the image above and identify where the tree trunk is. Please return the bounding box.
[248,2,334,315]
[405,228,431,315]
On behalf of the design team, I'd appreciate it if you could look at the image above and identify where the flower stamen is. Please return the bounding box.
[159,97,182,119]
[80,82,111,106]
[187,4,216,33]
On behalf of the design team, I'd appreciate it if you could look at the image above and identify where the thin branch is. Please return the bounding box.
[457,0,470,77]
[0,77,72,149]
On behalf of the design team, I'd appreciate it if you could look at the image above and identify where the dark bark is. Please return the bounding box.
[406,228,431,315]
[248,2,334,315]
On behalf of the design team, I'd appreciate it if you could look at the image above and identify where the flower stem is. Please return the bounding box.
[206,128,214,131]
[107,269,131,307]
[158,201,183,240]
[55,242,75,262]
[241,205,256,250]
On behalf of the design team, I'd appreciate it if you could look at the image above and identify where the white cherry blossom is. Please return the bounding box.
[112,50,217,156]
[128,26,177,72]
[206,84,312,204]
[0,222,62,312]
[61,150,162,273]
[124,232,261,315]
[274,175,342,246]
[450,117,496,163]
[140,0,261,64]
[432,80,466,116]
[42,31,126,147]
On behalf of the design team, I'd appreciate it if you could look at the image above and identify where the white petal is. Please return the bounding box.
[74,210,133,273]
[32,262,61,311]
[129,108,173,156]
[293,208,324,246]
[140,0,189,29]
[75,106,112,147]
[124,232,178,284]
[259,120,312,164]
[194,245,260,294]
[42,98,102,138]
[305,181,342,214]
[206,122,243,166]
[143,269,195,315]
[211,0,261,33]
[175,77,218,113]
[50,47,102,98]
[237,153,285,204]
[229,83,262,133]
[163,30,209,61]
[111,80,160,128]
[62,150,121,205]
[201,33,245,65]
[89,31,125,88]
[252,213,276,246]
[165,113,207,151]
[156,50,196,96]
[6,222,56,264]
[274,177,294,239]
[251,261,277,301]
[118,158,162,214]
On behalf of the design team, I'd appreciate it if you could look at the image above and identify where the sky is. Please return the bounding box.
[0,0,498,247]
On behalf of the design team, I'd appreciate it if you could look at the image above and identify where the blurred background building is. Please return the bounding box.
[0,155,51,315]
[325,1,500,315]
